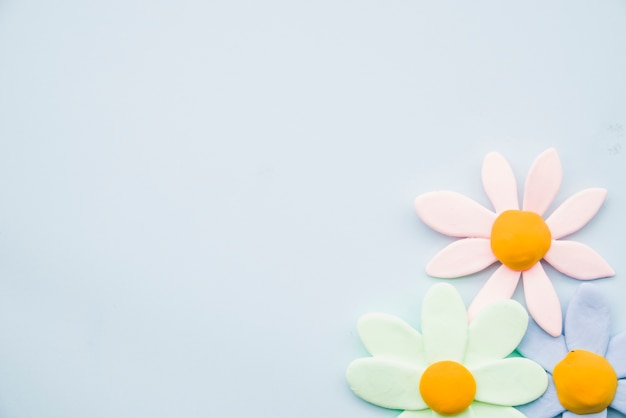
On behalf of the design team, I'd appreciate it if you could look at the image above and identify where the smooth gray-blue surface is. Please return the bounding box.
[0,1,625,417]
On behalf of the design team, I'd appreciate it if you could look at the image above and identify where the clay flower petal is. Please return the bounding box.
[563,411,606,418]
[414,191,496,238]
[610,380,626,415]
[397,411,432,418]
[544,240,615,280]
[467,265,521,320]
[522,263,563,337]
[470,403,527,418]
[606,332,626,378]
[464,299,528,367]
[432,409,473,418]
[346,358,427,410]
[357,313,426,367]
[516,376,565,418]
[517,318,568,373]
[421,283,467,363]
[564,283,610,355]
[471,358,548,406]
[546,188,607,239]
[425,238,497,278]
[482,151,519,213]
[522,148,563,216]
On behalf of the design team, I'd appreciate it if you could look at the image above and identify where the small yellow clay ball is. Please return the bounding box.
[419,361,476,415]
[490,210,552,271]
[553,350,617,415]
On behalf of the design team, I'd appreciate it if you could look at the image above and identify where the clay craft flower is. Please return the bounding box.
[414,148,614,337]
[516,283,626,418]
[346,283,548,418]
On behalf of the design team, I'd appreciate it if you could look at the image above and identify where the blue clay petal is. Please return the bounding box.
[606,332,626,378]
[516,375,565,418]
[517,318,567,373]
[564,283,610,355]
[610,379,626,415]
[563,410,606,418]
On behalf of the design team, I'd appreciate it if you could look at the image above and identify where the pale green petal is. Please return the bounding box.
[471,358,548,406]
[470,402,527,418]
[465,299,528,367]
[432,406,474,418]
[422,283,468,363]
[398,410,433,418]
[358,313,426,366]
[346,357,427,410]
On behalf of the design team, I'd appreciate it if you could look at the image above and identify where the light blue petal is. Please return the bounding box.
[563,410,606,418]
[606,332,626,378]
[517,318,567,373]
[516,375,565,418]
[564,283,610,355]
[610,379,626,415]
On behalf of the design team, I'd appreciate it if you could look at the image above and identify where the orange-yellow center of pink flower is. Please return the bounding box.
[490,210,552,271]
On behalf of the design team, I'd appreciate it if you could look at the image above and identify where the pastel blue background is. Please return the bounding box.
[0,1,625,417]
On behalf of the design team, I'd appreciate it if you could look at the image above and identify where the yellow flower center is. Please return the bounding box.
[553,350,617,415]
[419,361,476,415]
[490,210,552,271]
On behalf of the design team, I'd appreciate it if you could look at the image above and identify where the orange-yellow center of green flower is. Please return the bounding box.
[419,361,476,415]
[553,350,617,415]
[490,210,552,271]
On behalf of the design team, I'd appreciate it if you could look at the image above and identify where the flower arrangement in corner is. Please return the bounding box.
[414,148,614,336]
[346,283,548,418]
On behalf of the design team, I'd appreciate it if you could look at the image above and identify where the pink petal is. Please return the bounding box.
[467,265,521,320]
[426,238,497,278]
[482,152,520,213]
[522,148,562,216]
[546,188,607,239]
[415,191,496,238]
[522,263,562,337]
[544,240,615,280]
